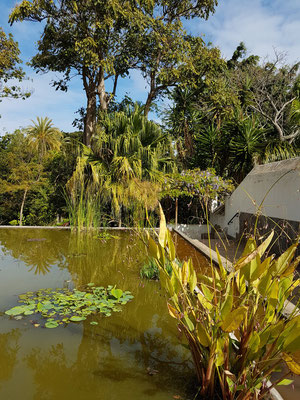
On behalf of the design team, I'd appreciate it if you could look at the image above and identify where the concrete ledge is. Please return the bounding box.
[174,227,233,272]
[0,226,138,230]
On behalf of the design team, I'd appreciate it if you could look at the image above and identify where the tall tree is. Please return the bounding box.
[0,131,44,226]
[230,52,300,143]
[26,117,62,160]
[0,27,31,105]
[9,0,141,146]
[9,1,218,144]
[138,4,219,117]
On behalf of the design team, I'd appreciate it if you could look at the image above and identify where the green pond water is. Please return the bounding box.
[0,228,209,400]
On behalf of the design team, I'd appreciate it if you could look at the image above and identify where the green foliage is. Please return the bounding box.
[140,257,173,280]
[93,231,120,241]
[161,168,234,202]
[0,27,31,102]
[0,129,78,226]
[5,284,134,328]
[26,117,63,160]
[9,1,218,143]
[147,207,300,399]
[165,44,300,181]
[67,105,175,227]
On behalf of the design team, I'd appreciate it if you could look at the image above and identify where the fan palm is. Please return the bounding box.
[26,117,62,159]
[68,104,176,226]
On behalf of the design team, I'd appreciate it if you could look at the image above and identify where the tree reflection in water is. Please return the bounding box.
[0,228,209,399]
[25,317,194,400]
[0,329,21,387]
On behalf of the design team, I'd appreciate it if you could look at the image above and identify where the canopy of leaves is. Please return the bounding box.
[0,27,31,101]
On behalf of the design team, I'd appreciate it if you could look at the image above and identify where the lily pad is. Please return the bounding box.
[45,320,59,328]
[4,284,133,328]
[70,316,86,322]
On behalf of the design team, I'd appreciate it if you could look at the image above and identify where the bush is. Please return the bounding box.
[147,206,300,399]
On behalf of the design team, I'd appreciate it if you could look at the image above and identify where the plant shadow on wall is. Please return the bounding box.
[146,205,300,400]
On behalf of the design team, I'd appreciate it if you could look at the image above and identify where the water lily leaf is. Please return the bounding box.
[70,316,86,322]
[90,321,98,325]
[111,288,123,299]
[24,310,34,315]
[5,306,26,316]
[5,285,133,328]
[45,321,59,328]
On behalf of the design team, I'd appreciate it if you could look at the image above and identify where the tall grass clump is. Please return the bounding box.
[65,152,103,230]
[147,205,300,400]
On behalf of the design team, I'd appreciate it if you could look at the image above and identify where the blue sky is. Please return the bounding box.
[1,0,299,134]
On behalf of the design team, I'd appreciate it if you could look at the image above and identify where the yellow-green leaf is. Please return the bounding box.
[167,303,180,319]
[283,353,300,375]
[196,323,210,347]
[221,307,247,332]
[158,203,167,247]
[220,283,233,321]
[277,379,293,386]
[184,312,194,331]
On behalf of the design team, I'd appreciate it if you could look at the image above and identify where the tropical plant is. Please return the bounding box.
[67,105,175,227]
[26,117,62,159]
[228,115,266,181]
[147,207,300,399]
[0,130,47,225]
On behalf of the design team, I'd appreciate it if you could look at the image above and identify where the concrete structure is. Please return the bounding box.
[211,158,300,253]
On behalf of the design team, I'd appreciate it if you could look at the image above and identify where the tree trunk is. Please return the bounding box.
[98,71,108,112]
[175,197,178,227]
[118,206,122,228]
[144,91,154,118]
[19,188,28,226]
[84,93,97,147]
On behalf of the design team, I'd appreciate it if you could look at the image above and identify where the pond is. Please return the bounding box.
[0,228,209,400]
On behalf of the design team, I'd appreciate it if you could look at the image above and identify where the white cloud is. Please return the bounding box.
[187,0,300,63]
[0,72,84,134]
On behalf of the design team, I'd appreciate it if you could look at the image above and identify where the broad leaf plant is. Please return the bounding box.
[147,206,300,399]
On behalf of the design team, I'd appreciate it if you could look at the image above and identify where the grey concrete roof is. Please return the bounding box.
[250,157,300,175]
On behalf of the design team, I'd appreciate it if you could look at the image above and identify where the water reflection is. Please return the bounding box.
[25,317,194,400]
[0,228,209,400]
[0,329,21,387]
[0,229,209,279]
[0,229,68,275]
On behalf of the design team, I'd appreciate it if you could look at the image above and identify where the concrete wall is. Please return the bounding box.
[211,158,300,238]
[168,224,211,240]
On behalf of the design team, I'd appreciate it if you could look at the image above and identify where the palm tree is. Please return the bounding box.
[67,104,176,227]
[26,117,62,159]
[229,115,265,181]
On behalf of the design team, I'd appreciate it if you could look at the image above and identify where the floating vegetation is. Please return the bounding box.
[93,231,120,241]
[5,284,133,328]
[140,257,174,280]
